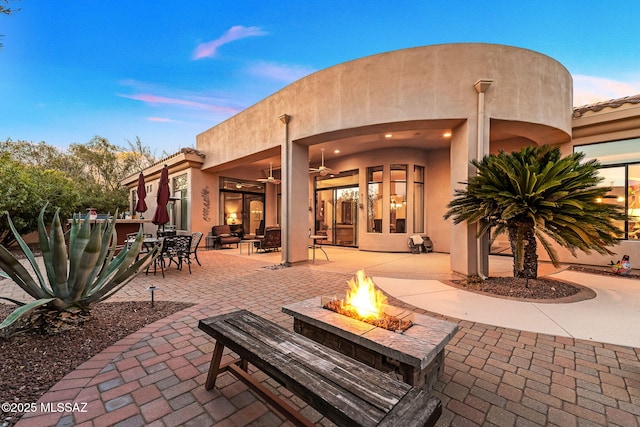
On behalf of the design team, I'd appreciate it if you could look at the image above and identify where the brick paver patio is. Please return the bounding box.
[5,249,640,426]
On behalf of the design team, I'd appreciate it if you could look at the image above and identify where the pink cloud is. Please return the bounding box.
[573,74,640,106]
[118,93,240,114]
[148,117,176,122]
[247,61,315,83]
[193,25,267,60]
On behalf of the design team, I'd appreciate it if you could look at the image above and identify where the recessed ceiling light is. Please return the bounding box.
[334,149,340,154]
[443,132,452,138]
[385,133,393,138]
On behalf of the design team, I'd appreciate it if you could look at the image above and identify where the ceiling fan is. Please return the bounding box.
[309,148,335,176]
[257,162,281,185]
[229,180,260,190]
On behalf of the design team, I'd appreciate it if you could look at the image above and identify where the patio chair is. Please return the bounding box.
[125,232,153,256]
[187,231,203,266]
[150,234,192,277]
[254,226,281,252]
[408,235,433,253]
[157,229,177,238]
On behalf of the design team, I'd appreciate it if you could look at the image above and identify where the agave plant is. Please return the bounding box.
[0,206,160,335]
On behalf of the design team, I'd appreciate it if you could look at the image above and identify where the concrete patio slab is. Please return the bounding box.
[372,269,640,349]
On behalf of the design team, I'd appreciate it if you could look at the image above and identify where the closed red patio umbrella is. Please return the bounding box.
[135,172,148,217]
[152,165,170,227]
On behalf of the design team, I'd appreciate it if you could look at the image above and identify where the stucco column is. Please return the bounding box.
[449,121,477,276]
[474,79,493,278]
[280,115,310,264]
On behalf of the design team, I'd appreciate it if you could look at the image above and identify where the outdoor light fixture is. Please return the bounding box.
[279,114,290,125]
[147,285,159,308]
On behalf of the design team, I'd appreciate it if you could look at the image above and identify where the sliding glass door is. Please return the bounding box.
[315,170,359,247]
[220,177,266,236]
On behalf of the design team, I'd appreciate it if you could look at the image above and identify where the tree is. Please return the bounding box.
[444,145,625,279]
[0,139,62,167]
[68,136,124,192]
[0,153,81,247]
[0,0,21,15]
[0,136,159,244]
[123,136,159,173]
[66,136,159,213]
[0,0,21,50]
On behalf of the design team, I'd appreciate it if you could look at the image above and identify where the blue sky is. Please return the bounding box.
[1,1,639,156]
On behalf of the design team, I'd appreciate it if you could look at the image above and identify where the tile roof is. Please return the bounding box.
[573,94,640,117]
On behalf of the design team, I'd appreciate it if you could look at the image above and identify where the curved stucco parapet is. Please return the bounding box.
[198,43,572,168]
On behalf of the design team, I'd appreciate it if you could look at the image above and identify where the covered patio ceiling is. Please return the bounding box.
[219,119,464,176]
[211,116,562,178]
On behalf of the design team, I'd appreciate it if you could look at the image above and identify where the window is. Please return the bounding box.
[575,139,640,240]
[315,170,359,246]
[220,177,266,234]
[413,166,425,233]
[173,174,188,230]
[628,164,640,239]
[577,138,640,164]
[390,165,407,233]
[130,190,137,216]
[593,166,626,238]
[367,166,383,233]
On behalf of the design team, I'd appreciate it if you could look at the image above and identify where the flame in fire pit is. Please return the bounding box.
[323,270,413,332]
[345,270,387,319]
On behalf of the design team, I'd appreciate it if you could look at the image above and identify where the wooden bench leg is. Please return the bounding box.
[226,363,315,427]
[205,341,225,390]
[203,342,313,427]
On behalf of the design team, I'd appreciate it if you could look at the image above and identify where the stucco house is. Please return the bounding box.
[122,43,640,276]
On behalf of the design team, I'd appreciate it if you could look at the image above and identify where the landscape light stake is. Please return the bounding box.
[147,285,159,307]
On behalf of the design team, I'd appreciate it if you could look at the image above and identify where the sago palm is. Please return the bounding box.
[444,145,625,278]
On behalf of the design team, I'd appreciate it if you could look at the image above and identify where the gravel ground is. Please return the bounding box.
[452,265,639,300]
[452,276,582,299]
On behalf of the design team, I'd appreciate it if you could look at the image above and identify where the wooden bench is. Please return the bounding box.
[198,310,441,427]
